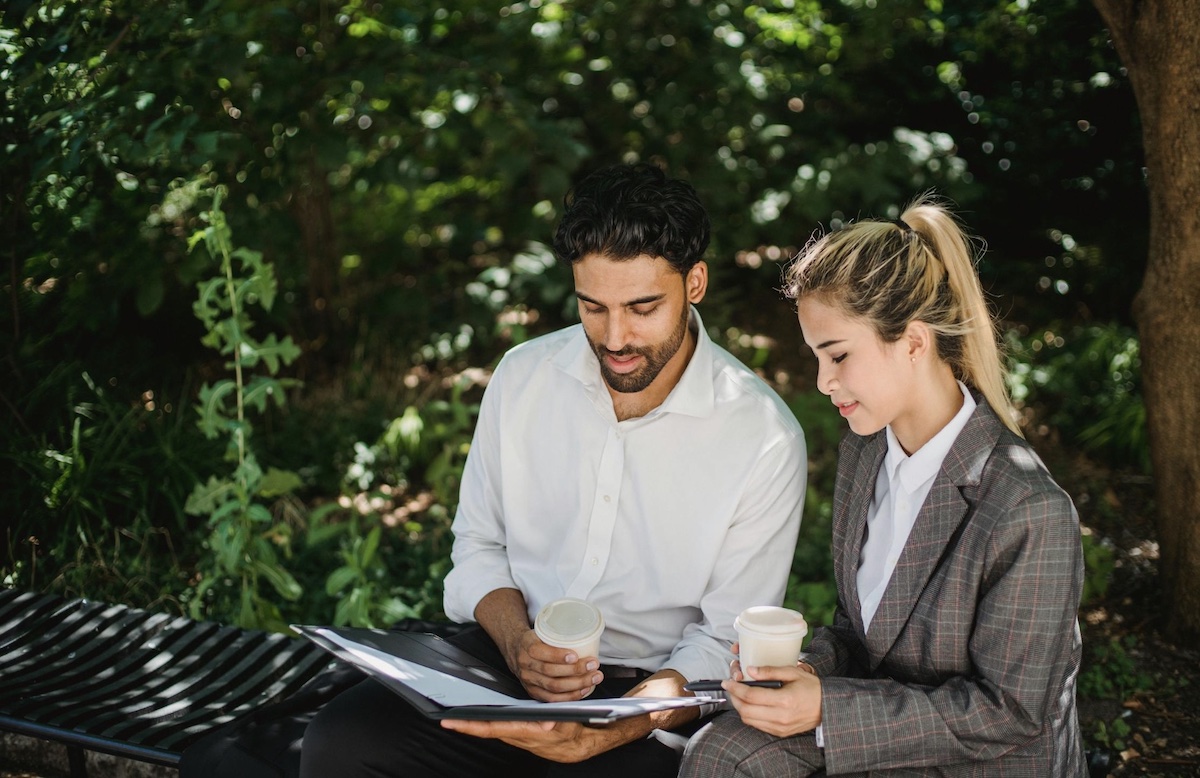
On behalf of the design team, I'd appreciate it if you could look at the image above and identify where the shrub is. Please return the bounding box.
[1006,322,1148,472]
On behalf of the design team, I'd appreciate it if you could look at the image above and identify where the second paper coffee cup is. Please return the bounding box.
[735,605,808,678]
[534,597,604,660]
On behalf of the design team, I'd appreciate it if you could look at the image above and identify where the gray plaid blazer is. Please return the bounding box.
[804,399,1087,776]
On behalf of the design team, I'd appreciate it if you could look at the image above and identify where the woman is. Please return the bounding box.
[679,196,1086,776]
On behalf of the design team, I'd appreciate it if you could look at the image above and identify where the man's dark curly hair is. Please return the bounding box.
[552,162,711,275]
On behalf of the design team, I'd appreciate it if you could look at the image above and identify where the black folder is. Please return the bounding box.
[292,625,715,724]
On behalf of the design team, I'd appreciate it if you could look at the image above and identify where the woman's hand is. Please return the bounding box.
[724,645,822,738]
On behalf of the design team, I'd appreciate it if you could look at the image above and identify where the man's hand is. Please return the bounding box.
[508,628,603,702]
[439,719,603,763]
[442,669,699,763]
[475,588,602,702]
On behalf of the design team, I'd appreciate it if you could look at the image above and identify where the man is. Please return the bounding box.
[298,162,807,777]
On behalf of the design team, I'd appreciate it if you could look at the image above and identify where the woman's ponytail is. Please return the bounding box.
[902,198,1019,435]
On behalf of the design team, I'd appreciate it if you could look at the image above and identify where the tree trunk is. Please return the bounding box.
[1091,0,1200,641]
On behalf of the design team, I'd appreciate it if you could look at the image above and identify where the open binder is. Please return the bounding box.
[292,624,717,724]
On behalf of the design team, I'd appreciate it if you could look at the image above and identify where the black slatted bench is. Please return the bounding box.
[5,588,1113,777]
[0,588,335,777]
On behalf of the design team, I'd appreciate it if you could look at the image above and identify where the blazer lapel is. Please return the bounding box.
[863,401,1004,670]
[833,432,886,644]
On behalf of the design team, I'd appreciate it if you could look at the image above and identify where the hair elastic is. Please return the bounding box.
[889,217,914,234]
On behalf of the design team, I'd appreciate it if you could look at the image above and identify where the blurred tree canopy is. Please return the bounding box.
[3,0,1142,373]
[2,0,1165,625]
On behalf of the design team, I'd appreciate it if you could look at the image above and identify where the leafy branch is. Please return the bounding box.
[184,186,304,631]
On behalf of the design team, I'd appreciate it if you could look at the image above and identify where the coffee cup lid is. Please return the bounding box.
[735,605,807,635]
[535,598,604,643]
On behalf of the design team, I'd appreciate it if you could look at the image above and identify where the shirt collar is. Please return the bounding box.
[551,306,715,419]
[884,381,977,493]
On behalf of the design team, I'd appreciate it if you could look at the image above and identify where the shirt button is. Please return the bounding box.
[591,557,599,566]
[603,495,611,503]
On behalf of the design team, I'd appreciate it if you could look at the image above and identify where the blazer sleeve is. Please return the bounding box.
[820,482,1083,773]
[802,604,867,679]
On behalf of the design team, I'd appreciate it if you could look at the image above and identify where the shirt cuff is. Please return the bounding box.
[815,723,824,748]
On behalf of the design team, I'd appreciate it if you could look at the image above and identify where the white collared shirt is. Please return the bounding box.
[857,381,976,631]
[443,307,807,682]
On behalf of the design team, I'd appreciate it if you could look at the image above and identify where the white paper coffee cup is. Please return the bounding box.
[534,597,604,660]
[735,605,808,679]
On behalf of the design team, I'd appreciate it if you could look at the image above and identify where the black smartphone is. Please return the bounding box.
[683,679,784,692]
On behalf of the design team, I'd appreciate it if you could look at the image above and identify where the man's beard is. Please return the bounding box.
[591,307,690,394]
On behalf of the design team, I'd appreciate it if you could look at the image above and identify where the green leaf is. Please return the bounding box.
[136,275,165,316]
[260,467,303,497]
[253,560,302,601]
[361,526,382,568]
[306,505,349,545]
[333,590,359,626]
[233,452,265,495]
[187,229,208,253]
[246,503,273,523]
[193,277,228,330]
[258,333,303,372]
[189,577,215,621]
[209,496,244,526]
[239,587,256,627]
[217,523,246,574]
[380,598,419,624]
[195,381,239,438]
[325,566,359,596]
[185,476,235,515]
[242,376,290,413]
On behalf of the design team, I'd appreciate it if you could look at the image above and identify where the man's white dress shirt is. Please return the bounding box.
[443,307,807,683]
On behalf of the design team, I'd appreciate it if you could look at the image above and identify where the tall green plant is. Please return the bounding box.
[184,188,305,631]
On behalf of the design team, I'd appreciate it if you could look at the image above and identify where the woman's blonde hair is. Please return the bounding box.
[783,193,1020,435]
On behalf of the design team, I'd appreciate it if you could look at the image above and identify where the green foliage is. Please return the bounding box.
[1007,322,1148,472]
[380,379,481,508]
[1078,635,1154,702]
[304,501,452,629]
[307,504,420,629]
[1081,531,1115,606]
[1,367,208,607]
[184,188,304,631]
[300,386,479,627]
[1090,714,1131,753]
[1,0,1153,640]
[3,0,1144,397]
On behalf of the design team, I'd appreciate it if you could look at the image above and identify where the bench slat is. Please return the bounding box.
[0,589,333,764]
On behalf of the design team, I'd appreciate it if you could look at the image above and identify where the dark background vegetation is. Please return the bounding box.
[2,0,1193,773]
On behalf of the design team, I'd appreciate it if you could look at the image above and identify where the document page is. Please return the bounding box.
[315,627,521,706]
[299,625,719,722]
